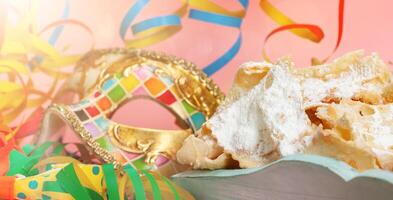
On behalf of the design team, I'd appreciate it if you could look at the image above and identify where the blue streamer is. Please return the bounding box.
[203,34,242,76]
[239,0,249,8]
[189,10,242,28]
[48,0,70,45]
[120,0,182,42]
[30,0,70,67]
[189,0,249,76]
[119,0,150,39]
[119,0,249,76]
[131,15,181,35]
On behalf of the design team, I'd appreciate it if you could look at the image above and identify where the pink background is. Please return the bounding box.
[27,0,393,129]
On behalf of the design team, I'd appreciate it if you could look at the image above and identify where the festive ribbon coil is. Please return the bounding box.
[0,142,194,200]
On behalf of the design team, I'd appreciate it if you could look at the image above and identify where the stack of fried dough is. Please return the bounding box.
[177,50,393,171]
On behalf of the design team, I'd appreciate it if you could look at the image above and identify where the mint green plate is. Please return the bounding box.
[172,154,393,200]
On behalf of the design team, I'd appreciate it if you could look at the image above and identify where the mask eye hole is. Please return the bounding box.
[110,96,189,130]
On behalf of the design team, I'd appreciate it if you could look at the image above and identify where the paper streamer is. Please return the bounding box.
[0,0,93,146]
[312,0,345,64]
[120,0,345,75]
[0,176,14,200]
[102,164,120,200]
[48,0,70,46]
[120,0,249,76]
[0,143,194,200]
[262,23,324,63]
[260,0,345,65]
[119,0,187,48]
[188,2,247,76]
[188,0,248,76]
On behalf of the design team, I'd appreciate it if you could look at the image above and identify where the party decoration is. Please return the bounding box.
[0,141,195,199]
[0,0,93,181]
[260,0,345,65]
[188,0,249,76]
[120,0,345,75]
[120,0,187,48]
[0,0,93,140]
[120,0,250,76]
[0,144,194,200]
[39,49,224,174]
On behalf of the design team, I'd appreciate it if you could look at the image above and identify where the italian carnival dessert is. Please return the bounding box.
[176,50,393,171]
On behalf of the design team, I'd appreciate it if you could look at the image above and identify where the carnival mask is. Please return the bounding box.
[39,49,224,173]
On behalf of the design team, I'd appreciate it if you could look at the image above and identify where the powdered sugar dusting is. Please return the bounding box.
[299,54,387,107]
[210,65,313,163]
[208,51,392,167]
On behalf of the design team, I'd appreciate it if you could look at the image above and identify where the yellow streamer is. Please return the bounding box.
[259,0,322,42]
[186,0,246,17]
[125,0,249,48]
[125,2,188,48]
[0,0,93,135]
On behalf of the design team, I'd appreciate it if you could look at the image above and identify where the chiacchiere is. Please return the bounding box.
[39,49,224,174]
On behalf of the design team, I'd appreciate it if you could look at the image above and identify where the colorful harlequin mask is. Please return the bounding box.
[39,49,224,173]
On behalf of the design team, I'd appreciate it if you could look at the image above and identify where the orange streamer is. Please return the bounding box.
[0,176,14,199]
[260,0,345,65]
[262,23,324,63]
[0,1,94,145]
[312,0,345,65]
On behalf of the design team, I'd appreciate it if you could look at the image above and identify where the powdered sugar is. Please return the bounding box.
[207,51,392,167]
[298,54,387,107]
[209,65,313,163]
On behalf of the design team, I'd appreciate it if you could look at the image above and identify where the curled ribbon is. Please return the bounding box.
[0,143,194,200]
[120,0,249,76]
[262,23,324,63]
[120,0,345,75]
[119,0,187,48]
[120,0,345,72]
[260,0,345,65]
[0,0,94,145]
[189,0,248,76]
[313,0,345,64]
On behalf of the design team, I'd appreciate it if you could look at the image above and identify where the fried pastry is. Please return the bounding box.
[310,99,393,170]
